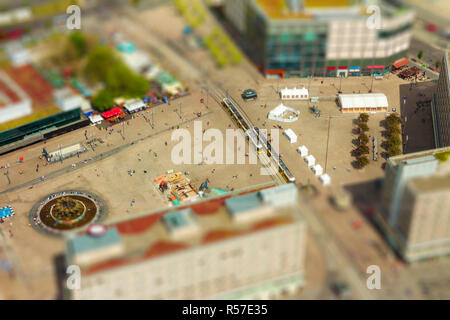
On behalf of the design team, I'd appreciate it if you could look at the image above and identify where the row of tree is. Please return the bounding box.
[355,113,370,168]
[385,113,402,157]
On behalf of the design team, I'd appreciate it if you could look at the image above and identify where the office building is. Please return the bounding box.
[224,0,414,78]
[65,183,308,299]
[431,51,450,147]
[379,147,450,262]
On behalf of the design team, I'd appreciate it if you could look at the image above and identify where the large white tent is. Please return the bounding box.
[280,87,309,100]
[338,93,388,113]
[267,103,300,122]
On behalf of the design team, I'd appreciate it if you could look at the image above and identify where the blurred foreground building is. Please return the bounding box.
[65,183,307,299]
[379,147,450,262]
[224,0,414,78]
[431,51,450,148]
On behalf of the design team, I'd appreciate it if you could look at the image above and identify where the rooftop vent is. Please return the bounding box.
[162,208,199,239]
[225,193,273,223]
[70,227,124,267]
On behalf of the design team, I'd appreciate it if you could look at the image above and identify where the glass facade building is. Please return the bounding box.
[225,0,414,78]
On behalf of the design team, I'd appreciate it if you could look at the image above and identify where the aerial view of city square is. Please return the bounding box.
[0,0,449,309]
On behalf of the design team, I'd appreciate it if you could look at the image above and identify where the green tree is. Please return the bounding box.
[69,31,87,58]
[357,156,369,168]
[388,134,402,148]
[358,123,369,132]
[388,145,402,157]
[387,125,401,136]
[418,50,423,60]
[435,60,441,69]
[356,145,370,155]
[91,89,114,111]
[85,45,123,82]
[358,133,369,145]
[358,113,369,123]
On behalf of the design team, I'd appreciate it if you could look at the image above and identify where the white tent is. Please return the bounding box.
[280,87,309,100]
[338,93,388,113]
[267,103,300,122]
[320,174,331,186]
[283,128,297,143]
[297,145,308,157]
[312,164,323,176]
[124,98,146,113]
[305,155,316,167]
[89,114,104,125]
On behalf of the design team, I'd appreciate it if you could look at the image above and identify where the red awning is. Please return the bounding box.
[338,66,348,70]
[367,65,384,69]
[101,107,123,119]
[326,66,336,71]
[392,57,409,69]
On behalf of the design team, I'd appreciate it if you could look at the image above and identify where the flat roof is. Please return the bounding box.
[390,146,450,166]
[339,93,388,109]
[65,183,304,276]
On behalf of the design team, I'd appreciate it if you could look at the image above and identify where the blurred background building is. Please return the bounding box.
[223,0,414,78]
[432,51,450,148]
[65,184,308,299]
[0,70,32,124]
[379,146,450,262]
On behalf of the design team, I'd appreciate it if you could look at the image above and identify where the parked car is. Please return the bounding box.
[242,89,257,101]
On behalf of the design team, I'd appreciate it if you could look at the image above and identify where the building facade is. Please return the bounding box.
[379,147,450,262]
[224,0,414,78]
[431,51,450,147]
[65,183,308,299]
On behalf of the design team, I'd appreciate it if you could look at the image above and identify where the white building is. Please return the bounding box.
[65,184,308,300]
[123,98,146,114]
[338,93,389,113]
[0,71,32,124]
[53,88,83,112]
[283,128,297,143]
[280,87,309,100]
[305,155,316,167]
[297,145,308,157]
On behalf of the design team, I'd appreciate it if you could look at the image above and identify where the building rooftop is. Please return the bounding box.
[65,183,305,276]
[254,0,361,20]
[0,71,28,108]
[389,146,450,166]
